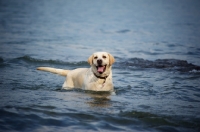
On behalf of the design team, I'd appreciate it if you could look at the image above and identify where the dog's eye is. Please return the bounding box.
[94,56,98,59]
[103,56,107,59]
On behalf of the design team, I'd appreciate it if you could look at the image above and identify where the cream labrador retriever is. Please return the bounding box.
[37,52,115,91]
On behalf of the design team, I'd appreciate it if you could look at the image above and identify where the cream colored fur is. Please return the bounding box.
[37,52,115,92]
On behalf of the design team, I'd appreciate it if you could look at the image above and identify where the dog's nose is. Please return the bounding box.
[97,59,102,65]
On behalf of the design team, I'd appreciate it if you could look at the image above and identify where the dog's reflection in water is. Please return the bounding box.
[59,88,115,108]
[85,91,114,108]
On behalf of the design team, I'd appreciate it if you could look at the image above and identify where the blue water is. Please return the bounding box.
[1,0,200,132]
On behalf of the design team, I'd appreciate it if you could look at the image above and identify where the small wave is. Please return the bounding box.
[189,69,200,73]
[0,57,8,67]
[119,110,199,130]
[0,57,3,63]
[116,29,131,33]
[0,109,68,131]
[11,56,89,67]
[0,57,4,66]
[116,58,200,72]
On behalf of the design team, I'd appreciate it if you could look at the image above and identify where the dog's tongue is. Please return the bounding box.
[97,66,105,72]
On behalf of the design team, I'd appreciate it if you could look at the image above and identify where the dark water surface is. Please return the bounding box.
[1,0,200,132]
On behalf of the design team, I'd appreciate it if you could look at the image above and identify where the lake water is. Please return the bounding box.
[0,0,200,132]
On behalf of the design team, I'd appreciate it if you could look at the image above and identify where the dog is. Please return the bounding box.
[37,52,115,92]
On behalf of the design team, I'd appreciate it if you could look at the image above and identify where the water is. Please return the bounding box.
[0,0,200,131]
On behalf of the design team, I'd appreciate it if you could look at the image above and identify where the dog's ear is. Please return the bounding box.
[108,53,115,65]
[87,54,93,65]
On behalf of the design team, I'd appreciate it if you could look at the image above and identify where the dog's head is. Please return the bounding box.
[88,52,115,77]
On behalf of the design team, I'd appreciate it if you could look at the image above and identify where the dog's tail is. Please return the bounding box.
[37,67,70,76]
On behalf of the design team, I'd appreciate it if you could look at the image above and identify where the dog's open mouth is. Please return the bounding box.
[96,65,106,74]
